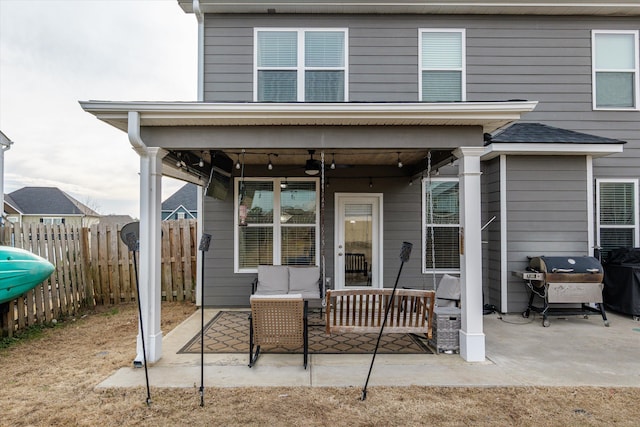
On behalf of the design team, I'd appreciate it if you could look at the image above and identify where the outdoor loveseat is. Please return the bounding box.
[251,265,323,301]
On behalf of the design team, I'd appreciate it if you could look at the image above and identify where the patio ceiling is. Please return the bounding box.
[80,100,537,183]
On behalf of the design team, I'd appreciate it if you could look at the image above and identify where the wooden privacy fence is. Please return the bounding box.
[0,222,91,335]
[1,219,197,336]
[88,219,197,304]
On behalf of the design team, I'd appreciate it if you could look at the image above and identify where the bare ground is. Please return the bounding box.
[1,302,639,427]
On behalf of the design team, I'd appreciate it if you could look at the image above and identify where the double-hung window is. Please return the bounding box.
[254,28,348,102]
[592,30,639,110]
[419,29,466,102]
[596,179,639,260]
[422,178,460,273]
[235,178,319,272]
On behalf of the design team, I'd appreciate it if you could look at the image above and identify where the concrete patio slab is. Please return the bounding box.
[96,308,640,389]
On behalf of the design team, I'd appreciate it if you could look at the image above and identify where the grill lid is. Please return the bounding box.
[529,256,603,284]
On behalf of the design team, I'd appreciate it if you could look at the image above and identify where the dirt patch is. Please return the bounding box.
[1,302,639,426]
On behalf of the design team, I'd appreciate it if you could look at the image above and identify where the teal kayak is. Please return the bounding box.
[0,246,55,304]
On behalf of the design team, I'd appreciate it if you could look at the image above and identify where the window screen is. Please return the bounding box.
[593,32,638,109]
[424,179,460,271]
[256,29,346,102]
[598,180,638,260]
[420,30,464,102]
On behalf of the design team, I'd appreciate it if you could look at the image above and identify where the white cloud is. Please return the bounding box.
[0,0,197,217]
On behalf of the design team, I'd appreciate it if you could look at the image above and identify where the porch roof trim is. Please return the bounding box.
[79,101,538,134]
[177,1,640,16]
[482,142,624,160]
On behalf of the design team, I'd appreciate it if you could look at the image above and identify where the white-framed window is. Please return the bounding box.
[596,179,639,260]
[419,29,466,102]
[235,177,319,272]
[422,177,460,273]
[177,211,186,220]
[41,217,64,225]
[254,28,348,102]
[592,30,639,110]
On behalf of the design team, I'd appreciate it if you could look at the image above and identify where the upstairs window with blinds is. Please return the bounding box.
[592,31,639,110]
[255,29,347,102]
[597,180,639,260]
[423,178,460,273]
[236,178,319,272]
[419,29,465,102]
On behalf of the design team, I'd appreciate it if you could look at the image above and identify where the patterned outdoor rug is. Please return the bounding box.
[179,310,433,355]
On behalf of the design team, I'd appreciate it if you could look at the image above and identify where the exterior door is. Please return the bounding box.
[335,193,383,289]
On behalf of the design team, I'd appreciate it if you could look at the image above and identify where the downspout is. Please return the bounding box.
[127,111,165,364]
[194,0,204,102]
[193,0,205,306]
[0,132,13,225]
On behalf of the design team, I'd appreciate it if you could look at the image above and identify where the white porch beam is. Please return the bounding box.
[128,111,165,365]
[454,147,485,362]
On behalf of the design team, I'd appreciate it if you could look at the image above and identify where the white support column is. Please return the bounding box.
[136,147,165,364]
[453,147,485,362]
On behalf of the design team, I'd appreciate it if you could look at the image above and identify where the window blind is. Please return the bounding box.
[422,32,462,68]
[305,31,345,67]
[594,32,637,108]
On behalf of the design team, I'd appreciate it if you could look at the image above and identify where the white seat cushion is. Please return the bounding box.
[255,265,289,295]
[436,274,461,307]
[288,266,320,299]
[250,293,302,301]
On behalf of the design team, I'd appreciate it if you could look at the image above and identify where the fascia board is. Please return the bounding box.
[80,101,539,133]
[178,1,640,16]
[482,142,625,160]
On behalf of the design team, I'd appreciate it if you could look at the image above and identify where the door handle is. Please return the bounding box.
[338,253,343,256]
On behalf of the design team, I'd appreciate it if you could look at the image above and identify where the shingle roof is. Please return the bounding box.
[486,122,626,145]
[7,187,99,216]
[162,183,197,211]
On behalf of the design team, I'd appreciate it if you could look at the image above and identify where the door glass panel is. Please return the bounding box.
[344,203,372,287]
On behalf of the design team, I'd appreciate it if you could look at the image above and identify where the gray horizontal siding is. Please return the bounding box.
[482,158,502,310]
[504,155,590,312]
[201,14,639,179]
[201,174,431,307]
[200,13,640,308]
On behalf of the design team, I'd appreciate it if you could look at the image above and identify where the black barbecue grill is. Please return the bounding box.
[514,256,609,327]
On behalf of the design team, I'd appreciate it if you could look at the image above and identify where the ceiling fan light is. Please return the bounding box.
[305,159,321,175]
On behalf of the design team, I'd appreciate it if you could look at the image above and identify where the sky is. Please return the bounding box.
[0,0,197,218]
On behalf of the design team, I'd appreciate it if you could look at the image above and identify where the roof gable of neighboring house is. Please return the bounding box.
[3,194,22,214]
[162,183,197,214]
[7,187,100,216]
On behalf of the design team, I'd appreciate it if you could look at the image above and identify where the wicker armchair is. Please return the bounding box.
[248,294,308,369]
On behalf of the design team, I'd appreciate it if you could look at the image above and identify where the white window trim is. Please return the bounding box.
[422,176,460,274]
[418,28,466,102]
[234,177,320,273]
[591,29,640,111]
[595,178,640,250]
[253,28,349,102]
[41,217,64,225]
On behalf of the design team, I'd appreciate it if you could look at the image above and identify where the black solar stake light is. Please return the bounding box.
[198,233,212,407]
[120,221,151,406]
[361,241,413,401]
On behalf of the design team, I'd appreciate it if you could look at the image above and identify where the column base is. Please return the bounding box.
[134,331,163,365]
[459,330,485,362]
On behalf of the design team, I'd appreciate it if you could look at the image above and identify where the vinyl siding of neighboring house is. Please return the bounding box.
[4,187,101,228]
[162,183,198,220]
